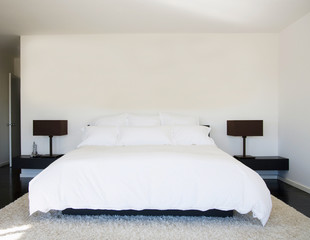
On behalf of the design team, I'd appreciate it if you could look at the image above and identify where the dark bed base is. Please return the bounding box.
[62,209,233,218]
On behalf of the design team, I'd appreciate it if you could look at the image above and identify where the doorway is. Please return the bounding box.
[9,73,21,167]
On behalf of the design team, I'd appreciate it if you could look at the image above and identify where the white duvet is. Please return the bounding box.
[29,145,272,225]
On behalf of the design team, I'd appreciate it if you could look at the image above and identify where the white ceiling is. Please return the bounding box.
[0,0,310,35]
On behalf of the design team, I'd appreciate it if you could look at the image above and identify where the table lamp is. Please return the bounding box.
[33,120,68,157]
[227,120,263,159]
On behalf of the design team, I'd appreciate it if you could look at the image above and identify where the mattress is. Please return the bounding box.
[29,145,272,225]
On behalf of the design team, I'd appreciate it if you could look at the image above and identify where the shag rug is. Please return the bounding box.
[0,195,310,240]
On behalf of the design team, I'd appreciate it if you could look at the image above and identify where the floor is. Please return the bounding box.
[1,165,310,218]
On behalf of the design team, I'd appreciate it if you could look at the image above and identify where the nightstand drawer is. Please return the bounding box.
[12,155,63,169]
[234,156,289,170]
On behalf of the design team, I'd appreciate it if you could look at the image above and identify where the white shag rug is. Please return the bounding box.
[0,195,310,240]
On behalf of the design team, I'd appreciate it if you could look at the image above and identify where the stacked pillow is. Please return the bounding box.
[117,126,172,146]
[171,125,213,145]
[78,113,214,147]
[78,126,119,147]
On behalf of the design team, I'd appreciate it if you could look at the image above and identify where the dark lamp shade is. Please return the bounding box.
[33,120,68,136]
[227,120,263,137]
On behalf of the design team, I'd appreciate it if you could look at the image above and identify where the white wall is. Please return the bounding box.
[21,34,279,156]
[279,12,310,192]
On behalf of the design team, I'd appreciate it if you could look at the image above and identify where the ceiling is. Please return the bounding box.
[0,0,310,35]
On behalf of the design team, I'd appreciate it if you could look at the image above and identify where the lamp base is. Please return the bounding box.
[234,155,256,159]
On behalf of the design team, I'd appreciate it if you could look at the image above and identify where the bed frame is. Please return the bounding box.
[62,208,233,217]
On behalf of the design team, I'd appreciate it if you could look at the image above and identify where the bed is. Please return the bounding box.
[29,113,272,226]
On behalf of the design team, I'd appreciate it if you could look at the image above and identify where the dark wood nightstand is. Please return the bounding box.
[12,155,63,170]
[234,156,289,171]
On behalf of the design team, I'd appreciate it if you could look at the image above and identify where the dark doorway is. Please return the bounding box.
[9,73,21,167]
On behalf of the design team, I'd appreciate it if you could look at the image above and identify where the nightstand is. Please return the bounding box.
[234,156,289,171]
[12,155,63,170]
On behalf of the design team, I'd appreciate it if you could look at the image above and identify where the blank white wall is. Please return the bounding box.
[279,12,310,191]
[21,34,278,156]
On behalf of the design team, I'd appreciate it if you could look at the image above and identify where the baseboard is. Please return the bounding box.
[278,176,310,194]
[0,161,9,167]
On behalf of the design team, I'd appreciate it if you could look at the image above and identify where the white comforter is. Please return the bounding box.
[29,145,272,225]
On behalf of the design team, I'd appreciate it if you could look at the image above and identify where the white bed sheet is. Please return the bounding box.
[29,145,272,225]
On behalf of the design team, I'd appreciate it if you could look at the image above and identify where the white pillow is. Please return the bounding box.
[160,113,199,126]
[78,126,119,147]
[94,113,128,126]
[118,126,172,146]
[171,126,214,145]
[127,113,161,126]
